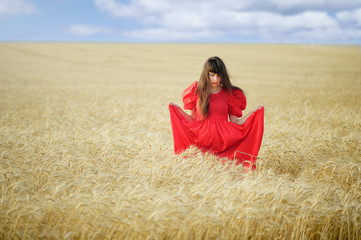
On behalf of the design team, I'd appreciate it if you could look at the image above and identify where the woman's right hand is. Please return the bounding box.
[169,102,179,108]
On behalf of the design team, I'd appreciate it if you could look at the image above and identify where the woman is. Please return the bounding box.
[169,56,264,170]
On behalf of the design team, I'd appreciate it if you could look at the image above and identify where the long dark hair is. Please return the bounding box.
[196,56,244,118]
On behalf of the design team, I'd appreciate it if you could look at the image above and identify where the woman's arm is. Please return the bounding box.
[230,106,263,125]
[169,102,195,121]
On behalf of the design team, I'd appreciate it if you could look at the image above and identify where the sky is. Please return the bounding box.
[0,0,361,44]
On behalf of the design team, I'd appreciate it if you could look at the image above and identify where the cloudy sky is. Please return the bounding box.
[1,0,361,43]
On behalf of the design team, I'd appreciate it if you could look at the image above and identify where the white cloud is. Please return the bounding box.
[67,25,113,36]
[263,11,337,31]
[124,28,224,41]
[94,0,361,43]
[212,11,336,31]
[292,27,361,42]
[265,0,361,12]
[0,0,38,16]
[337,8,361,27]
[94,0,138,18]
[94,0,361,17]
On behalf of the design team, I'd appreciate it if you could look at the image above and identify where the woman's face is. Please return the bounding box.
[209,72,221,87]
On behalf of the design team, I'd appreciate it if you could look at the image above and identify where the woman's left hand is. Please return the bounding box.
[169,102,180,108]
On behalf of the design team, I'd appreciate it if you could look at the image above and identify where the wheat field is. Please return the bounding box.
[0,43,360,239]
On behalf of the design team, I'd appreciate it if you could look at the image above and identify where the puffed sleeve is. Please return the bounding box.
[228,88,246,117]
[182,81,198,110]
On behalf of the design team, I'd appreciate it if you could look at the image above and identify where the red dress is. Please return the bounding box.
[169,81,264,170]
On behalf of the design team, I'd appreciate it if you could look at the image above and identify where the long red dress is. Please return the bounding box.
[169,81,264,170]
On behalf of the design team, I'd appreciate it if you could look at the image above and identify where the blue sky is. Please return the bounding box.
[1,0,361,43]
